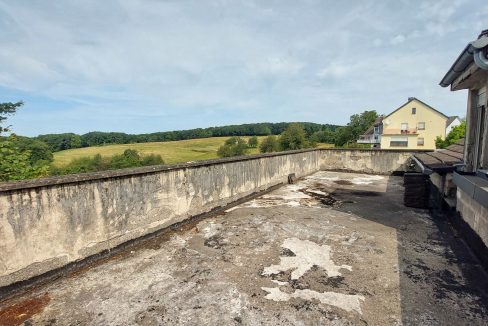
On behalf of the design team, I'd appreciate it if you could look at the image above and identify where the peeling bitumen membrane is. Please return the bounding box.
[1,171,488,325]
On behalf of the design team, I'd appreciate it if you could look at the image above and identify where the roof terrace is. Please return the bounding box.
[1,170,487,325]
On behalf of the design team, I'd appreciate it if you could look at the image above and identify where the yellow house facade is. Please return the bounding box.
[380,98,448,150]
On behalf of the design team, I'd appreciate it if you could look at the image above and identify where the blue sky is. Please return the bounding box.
[1,0,487,136]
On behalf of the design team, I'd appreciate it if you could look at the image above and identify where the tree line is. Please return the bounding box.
[35,122,340,152]
[1,100,385,182]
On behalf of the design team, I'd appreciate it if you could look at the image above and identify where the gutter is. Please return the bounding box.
[440,34,488,87]
[410,155,433,175]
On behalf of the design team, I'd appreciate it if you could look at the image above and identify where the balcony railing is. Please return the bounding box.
[357,135,381,144]
[382,128,418,135]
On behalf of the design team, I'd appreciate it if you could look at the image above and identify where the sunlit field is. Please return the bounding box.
[53,137,334,166]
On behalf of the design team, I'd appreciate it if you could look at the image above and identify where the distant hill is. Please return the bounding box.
[35,122,341,152]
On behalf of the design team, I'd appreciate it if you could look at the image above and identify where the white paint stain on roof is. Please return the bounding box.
[261,237,364,314]
[351,175,384,185]
[202,222,222,238]
[262,287,365,314]
[286,201,301,207]
[306,189,328,196]
[262,190,311,201]
[306,175,340,182]
[262,237,352,279]
[238,184,315,209]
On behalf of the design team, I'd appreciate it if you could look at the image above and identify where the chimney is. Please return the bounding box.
[408,97,415,101]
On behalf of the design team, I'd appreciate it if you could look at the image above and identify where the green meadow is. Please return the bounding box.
[53,136,333,167]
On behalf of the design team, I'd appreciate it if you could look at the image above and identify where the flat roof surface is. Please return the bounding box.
[1,171,487,325]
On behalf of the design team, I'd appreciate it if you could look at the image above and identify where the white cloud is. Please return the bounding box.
[247,56,304,76]
[373,38,383,47]
[417,0,467,22]
[317,63,353,79]
[0,0,485,135]
[390,34,406,45]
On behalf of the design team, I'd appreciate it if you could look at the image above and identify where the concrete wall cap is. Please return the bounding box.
[0,148,432,193]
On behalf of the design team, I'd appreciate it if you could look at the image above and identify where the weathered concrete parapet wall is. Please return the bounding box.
[0,149,424,289]
[0,150,322,288]
[320,149,415,174]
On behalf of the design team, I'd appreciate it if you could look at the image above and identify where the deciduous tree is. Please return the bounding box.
[217,137,248,157]
[0,101,23,134]
[0,101,50,181]
[334,110,378,147]
[436,120,466,149]
[0,136,49,181]
[259,135,280,153]
[279,123,313,150]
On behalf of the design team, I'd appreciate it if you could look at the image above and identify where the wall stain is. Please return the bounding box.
[68,219,200,279]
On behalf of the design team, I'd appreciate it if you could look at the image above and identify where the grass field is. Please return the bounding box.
[315,143,335,149]
[53,137,334,167]
[53,137,260,166]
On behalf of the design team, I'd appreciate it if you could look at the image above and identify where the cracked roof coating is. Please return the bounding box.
[0,171,487,325]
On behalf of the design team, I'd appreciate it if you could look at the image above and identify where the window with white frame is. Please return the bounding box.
[417,122,425,130]
[401,123,408,132]
[417,137,424,146]
[390,137,408,147]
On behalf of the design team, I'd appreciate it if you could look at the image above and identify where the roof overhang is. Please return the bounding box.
[451,62,488,91]
[440,33,488,89]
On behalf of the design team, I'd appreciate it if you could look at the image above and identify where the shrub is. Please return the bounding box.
[50,154,108,175]
[259,135,280,153]
[217,137,249,157]
[51,149,165,175]
[247,136,259,148]
[141,154,165,166]
[109,149,142,169]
